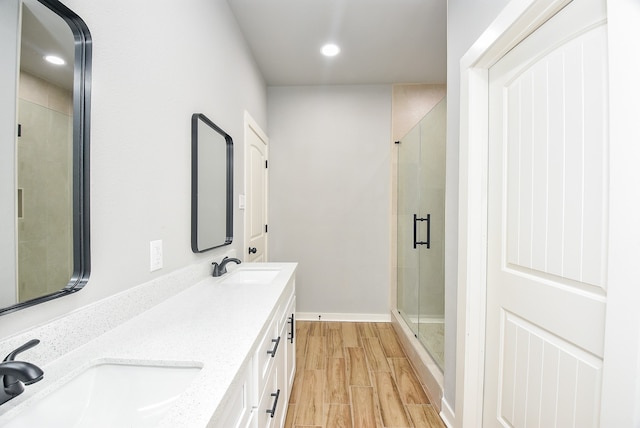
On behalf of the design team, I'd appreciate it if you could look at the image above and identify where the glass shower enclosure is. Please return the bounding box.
[397,97,446,370]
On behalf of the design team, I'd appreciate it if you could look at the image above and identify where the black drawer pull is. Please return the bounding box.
[267,336,281,357]
[266,389,281,418]
[287,314,295,343]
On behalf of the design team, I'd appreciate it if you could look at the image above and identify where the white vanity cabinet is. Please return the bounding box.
[211,267,296,428]
[253,279,295,428]
[0,263,298,428]
[214,359,254,428]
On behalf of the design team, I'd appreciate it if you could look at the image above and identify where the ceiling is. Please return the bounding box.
[227,0,447,86]
[21,0,75,91]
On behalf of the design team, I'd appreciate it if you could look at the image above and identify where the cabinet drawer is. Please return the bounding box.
[284,295,296,393]
[255,309,280,395]
[274,294,289,333]
[276,283,294,332]
[215,360,253,428]
[256,360,281,428]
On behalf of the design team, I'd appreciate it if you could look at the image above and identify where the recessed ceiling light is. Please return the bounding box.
[44,55,65,66]
[321,43,340,57]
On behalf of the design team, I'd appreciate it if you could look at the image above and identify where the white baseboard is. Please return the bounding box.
[440,397,455,428]
[296,312,391,322]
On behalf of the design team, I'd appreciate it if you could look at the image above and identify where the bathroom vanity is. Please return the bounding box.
[0,262,297,428]
[213,266,297,428]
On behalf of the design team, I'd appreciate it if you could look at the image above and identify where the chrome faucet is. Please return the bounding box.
[212,257,241,277]
[1,339,43,405]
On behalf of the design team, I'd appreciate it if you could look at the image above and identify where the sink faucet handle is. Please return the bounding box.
[212,257,241,277]
[3,339,40,362]
[212,261,221,277]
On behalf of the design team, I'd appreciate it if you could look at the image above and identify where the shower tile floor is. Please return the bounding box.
[417,321,444,370]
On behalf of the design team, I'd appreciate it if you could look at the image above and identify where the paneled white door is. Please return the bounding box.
[244,113,268,262]
[484,0,608,426]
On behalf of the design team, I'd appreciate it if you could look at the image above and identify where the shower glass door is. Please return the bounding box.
[397,97,446,370]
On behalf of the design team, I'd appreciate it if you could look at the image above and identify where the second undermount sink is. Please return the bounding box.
[2,362,201,428]
[222,269,280,284]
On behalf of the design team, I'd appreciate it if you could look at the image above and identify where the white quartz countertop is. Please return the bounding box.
[0,262,297,427]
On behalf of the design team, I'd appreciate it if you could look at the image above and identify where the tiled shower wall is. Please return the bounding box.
[17,72,73,301]
[390,84,446,310]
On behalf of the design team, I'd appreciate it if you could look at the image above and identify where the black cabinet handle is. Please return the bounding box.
[266,389,281,418]
[248,247,257,254]
[267,336,281,357]
[413,213,431,249]
[287,314,295,344]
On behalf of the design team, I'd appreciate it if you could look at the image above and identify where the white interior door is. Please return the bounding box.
[244,113,268,262]
[484,0,608,426]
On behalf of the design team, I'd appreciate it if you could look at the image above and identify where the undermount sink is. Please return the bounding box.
[2,362,201,428]
[222,269,280,284]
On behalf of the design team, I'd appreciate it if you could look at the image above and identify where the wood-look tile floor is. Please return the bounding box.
[284,321,446,428]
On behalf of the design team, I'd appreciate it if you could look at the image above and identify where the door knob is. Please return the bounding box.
[248,247,257,254]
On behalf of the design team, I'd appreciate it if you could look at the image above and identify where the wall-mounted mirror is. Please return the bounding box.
[191,114,233,252]
[0,0,91,315]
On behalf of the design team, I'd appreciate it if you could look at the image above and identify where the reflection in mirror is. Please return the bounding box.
[191,114,233,252]
[0,0,91,315]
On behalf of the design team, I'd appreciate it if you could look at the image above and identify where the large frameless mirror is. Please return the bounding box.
[0,0,91,315]
[191,113,233,253]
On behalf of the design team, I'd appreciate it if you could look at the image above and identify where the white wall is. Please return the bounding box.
[268,85,391,318]
[445,0,511,411]
[0,0,266,339]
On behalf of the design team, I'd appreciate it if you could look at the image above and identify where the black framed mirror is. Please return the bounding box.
[191,113,233,253]
[0,0,91,315]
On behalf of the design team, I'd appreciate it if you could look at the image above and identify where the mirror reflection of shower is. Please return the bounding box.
[397,97,446,370]
[17,0,75,303]
[0,0,92,314]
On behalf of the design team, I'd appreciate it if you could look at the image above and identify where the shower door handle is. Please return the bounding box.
[413,214,431,249]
